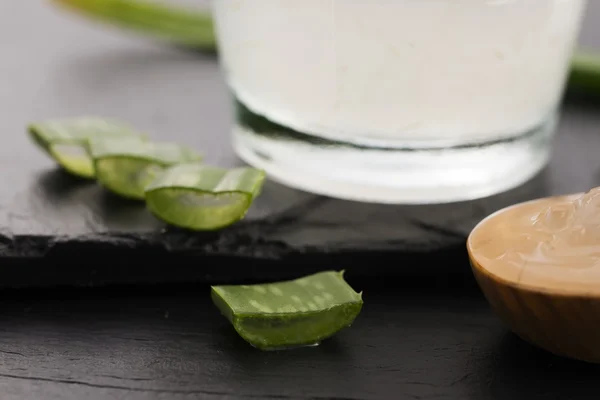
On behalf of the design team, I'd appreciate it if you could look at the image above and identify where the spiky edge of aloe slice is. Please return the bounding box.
[88,136,203,200]
[144,163,265,230]
[28,117,144,178]
[52,0,216,50]
[211,271,364,350]
[47,143,97,178]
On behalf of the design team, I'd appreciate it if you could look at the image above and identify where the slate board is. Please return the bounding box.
[2,2,600,287]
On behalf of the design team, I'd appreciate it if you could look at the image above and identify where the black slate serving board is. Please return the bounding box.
[2,2,600,287]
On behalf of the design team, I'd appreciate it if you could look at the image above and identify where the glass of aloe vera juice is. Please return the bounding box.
[211,0,587,204]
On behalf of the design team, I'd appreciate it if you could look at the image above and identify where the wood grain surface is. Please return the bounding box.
[472,261,600,364]
[2,277,600,400]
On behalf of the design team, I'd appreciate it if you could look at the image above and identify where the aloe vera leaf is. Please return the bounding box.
[211,271,363,350]
[28,117,144,178]
[569,50,600,96]
[52,0,216,50]
[144,163,265,230]
[88,136,203,200]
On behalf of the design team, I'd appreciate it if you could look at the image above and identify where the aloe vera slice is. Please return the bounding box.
[88,136,203,200]
[28,117,144,178]
[144,163,265,230]
[52,0,216,50]
[211,271,363,350]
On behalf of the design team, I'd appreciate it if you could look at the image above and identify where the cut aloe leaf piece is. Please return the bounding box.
[211,271,363,350]
[144,163,265,230]
[88,136,203,200]
[52,0,216,51]
[28,117,144,178]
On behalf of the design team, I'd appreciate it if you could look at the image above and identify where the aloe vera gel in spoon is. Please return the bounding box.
[212,0,587,203]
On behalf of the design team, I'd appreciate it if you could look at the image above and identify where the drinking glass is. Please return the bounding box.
[212,0,587,204]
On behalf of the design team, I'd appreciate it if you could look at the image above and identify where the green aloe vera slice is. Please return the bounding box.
[52,0,216,50]
[28,117,144,178]
[88,136,203,200]
[211,271,363,350]
[144,163,265,230]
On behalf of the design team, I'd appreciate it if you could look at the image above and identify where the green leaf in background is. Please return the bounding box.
[144,163,265,230]
[52,0,216,51]
[28,117,145,178]
[52,0,600,97]
[211,271,364,350]
[88,135,203,199]
[569,50,600,95]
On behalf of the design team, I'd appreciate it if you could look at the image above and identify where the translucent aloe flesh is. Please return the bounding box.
[88,136,203,200]
[211,271,363,350]
[52,0,216,50]
[28,117,145,178]
[144,163,265,230]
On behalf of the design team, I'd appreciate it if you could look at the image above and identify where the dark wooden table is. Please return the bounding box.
[3,2,600,399]
[4,277,600,400]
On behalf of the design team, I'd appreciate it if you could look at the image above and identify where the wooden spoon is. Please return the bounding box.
[467,192,600,363]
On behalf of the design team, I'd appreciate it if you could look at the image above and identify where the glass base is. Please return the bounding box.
[231,101,555,204]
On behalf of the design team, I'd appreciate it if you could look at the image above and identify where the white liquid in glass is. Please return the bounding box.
[212,0,586,203]
[213,0,585,146]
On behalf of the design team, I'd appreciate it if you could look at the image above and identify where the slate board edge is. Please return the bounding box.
[0,227,470,289]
